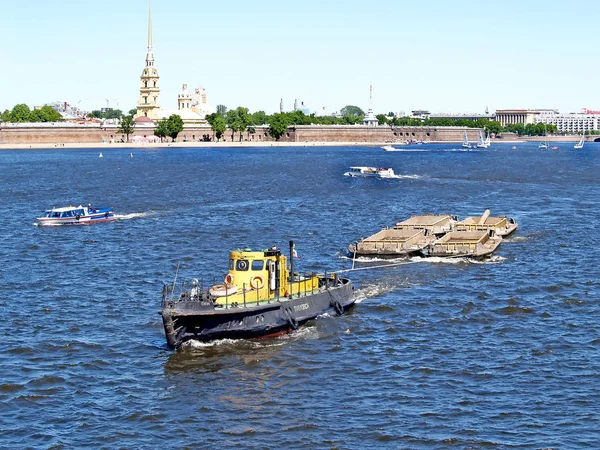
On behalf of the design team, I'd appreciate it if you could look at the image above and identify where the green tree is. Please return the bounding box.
[340,105,365,117]
[10,104,32,122]
[505,123,525,136]
[235,106,250,141]
[268,113,289,141]
[33,105,61,122]
[117,115,135,143]
[154,118,170,142]
[1,109,10,122]
[89,110,103,119]
[376,114,389,126]
[225,109,240,141]
[485,120,503,135]
[104,109,123,120]
[216,104,227,117]
[250,110,268,126]
[128,108,138,116]
[212,116,226,141]
[167,114,184,141]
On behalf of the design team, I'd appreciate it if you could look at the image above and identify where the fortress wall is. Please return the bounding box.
[0,124,482,145]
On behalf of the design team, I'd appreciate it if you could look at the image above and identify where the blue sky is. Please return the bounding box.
[2,0,597,115]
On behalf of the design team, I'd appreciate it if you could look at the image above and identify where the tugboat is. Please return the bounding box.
[160,241,355,349]
[37,204,116,226]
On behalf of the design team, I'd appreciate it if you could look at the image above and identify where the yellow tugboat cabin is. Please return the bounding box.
[209,247,319,307]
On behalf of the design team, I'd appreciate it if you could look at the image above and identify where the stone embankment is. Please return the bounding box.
[0,123,594,148]
[0,123,478,147]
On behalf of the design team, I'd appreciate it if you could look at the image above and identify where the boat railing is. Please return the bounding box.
[163,272,344,310]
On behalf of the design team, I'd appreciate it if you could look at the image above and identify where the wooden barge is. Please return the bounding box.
[349,214,455,258]
[350,211,516,259]
[455,209,518,237]
[428,230,502,258]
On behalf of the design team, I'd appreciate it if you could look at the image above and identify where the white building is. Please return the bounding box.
[363,83,378,127]
[134,2,212,125]
[535,109,599,133]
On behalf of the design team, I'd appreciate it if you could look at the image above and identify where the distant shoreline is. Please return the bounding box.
[0,140,532,151]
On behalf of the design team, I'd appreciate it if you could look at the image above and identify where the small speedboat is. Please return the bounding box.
[381,145,396,151]
[344,166,397,178]
[37,204,116,226]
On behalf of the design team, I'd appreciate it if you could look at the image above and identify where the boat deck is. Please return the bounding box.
[394,214,454,235]
[456,210,518,236]
[429,231,502,258]
[351,228,435,256]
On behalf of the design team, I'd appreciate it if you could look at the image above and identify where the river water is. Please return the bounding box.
[1,143,599,449]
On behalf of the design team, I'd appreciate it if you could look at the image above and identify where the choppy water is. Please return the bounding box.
[1,143,599,449]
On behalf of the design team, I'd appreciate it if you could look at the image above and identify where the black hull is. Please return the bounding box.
[161,278,354,349]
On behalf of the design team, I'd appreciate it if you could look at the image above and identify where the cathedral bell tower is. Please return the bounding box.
[136,1,161,119]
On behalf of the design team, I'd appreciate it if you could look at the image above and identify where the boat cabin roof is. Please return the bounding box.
[349,166,377,171]
[229,247,283,260]
[45,205,84,213]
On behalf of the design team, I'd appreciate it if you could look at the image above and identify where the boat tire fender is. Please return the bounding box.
[283,306,298,330]
[250,275,264,290]
[224,273,234,285]
[334,300,344,315]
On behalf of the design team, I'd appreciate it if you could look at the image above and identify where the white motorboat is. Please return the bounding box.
[37,204,116,226]
[344,166,397,179]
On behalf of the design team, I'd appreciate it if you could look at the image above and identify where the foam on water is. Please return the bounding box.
[114,212,148,220]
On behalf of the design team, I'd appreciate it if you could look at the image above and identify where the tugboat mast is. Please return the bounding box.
[289,240,294,298]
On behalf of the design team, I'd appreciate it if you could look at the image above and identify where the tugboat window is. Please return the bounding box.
[251,261,264,271]
[236,260,249,271]
[229,259,234,270]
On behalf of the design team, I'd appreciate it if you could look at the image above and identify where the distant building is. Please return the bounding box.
[293,100,311,115]
[363,83,379,127]
[411,110,431,121]
[495,108,600,132]
[134,2,212,124]
[494,109,539,127]
[429,112,495,121]
[535,109,599,133]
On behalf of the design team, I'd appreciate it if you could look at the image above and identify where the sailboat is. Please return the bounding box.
[484,132,491,147]
[476,130,487,148]
[462,131,472,148]
[539,125,549,149]
[574,134,584,149]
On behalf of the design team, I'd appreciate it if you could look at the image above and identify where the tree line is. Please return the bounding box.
[0,103,567,139]
[1,104,62,123]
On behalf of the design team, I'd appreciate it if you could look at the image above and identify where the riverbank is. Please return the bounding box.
[0,140,529,150]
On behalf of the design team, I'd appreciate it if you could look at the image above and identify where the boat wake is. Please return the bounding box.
[470,255,506,264]
[114,212,147,220]
[387,174,423,180]
[353,282,399,302]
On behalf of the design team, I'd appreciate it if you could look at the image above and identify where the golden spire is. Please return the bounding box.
[148,0,153,50]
